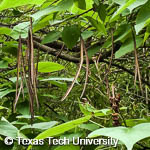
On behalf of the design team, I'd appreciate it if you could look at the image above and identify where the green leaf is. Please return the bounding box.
[102,24,132,49]
[110,0,136,22]
[73,0,86,10]
[94,109,111,117]
[71,0,93,14]
[88,123,150,150]
[0,89,15,99]
[10,22,29,40]
[12,121,28,125]
[35,115,91,140]
[9,77,22,83]
[0,118,18,139]
[16,102,30,115]
[124,118,150,127]
[135,1,150,34]
[41,31,61,44]
[0,27,11,35]
[79,123,99,131]
[81,30,94,40]
[62,25,80,49]
[114,24,131,42]
[0,106,8,110]
[79,99,111,117]
[113,0,125,6]
[94,2,107,22]
[49,81,67,91]
[86,16,107,35]
[37,62,64,73]
[33,20,49,32]
[32,0,74,21]
[127,0,148,12]
[113,0,148,12]
[115,37,143,58]
[20,121,58,130]
[0,60,8,69]
[0,0,46,11]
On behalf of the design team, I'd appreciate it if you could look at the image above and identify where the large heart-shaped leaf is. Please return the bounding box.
[37,62,64,73]
[62,25,80,49]
[10,22,29,40]
[0,0,46,11]
[88,123,150,150]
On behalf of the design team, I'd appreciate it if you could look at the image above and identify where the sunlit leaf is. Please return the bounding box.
[10,22,29,40]
[110,0,136,22]
[0,89,15,99]
[88,123,150,150]
[0,27,11,35]
[35,115,91,140]
[113,0,148,12]
[37,62,64,73]
[0,0,46,11]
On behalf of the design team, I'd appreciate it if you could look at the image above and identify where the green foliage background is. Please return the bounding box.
[0,0,150,150]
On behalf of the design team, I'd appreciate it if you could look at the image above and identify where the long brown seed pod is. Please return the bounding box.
[61,37,84,101]
[80,38,89,98]
[14,35,22,112]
